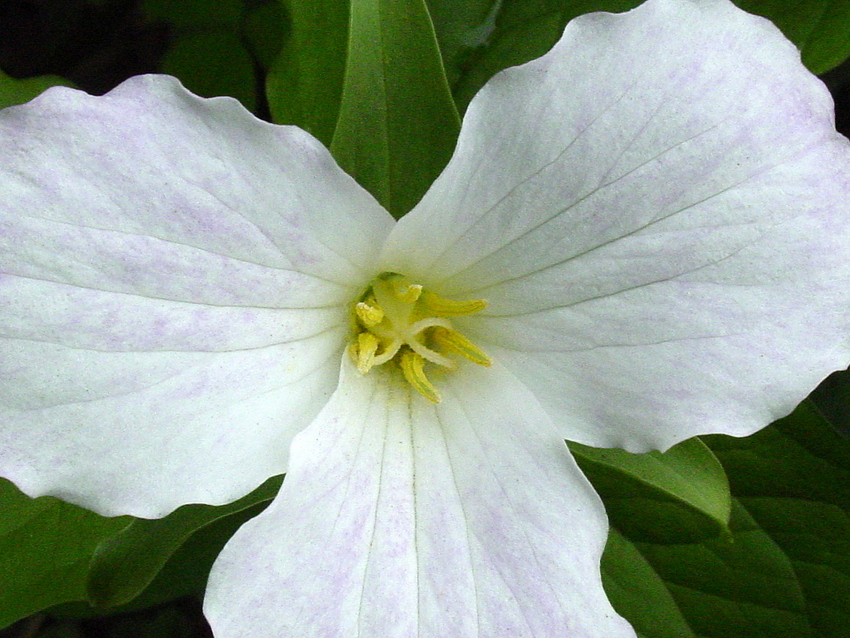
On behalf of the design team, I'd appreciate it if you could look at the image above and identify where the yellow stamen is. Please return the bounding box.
[431,327,491,367]
[387,275,423,303]
[350,273,491,402]
[355,300,384,327]
[420,290,488,316]
[400,351,441,403]
[355,332,380,373]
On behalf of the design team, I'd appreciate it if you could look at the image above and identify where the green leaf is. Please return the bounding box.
[601,529,696,638]
[242,0,286,70]
[161,30,258,112]
[570,437,731,543]
[808,368,850,438]
[0,479,130,629]
[330,0,461,217]
[597,401,850,638]
[266,0,348,145]
[107,498,272,612]
[606,500,814,638]
[86,475,282,609]
[424,0,498,86]
[0,70,74,110]
[732,0,850,74]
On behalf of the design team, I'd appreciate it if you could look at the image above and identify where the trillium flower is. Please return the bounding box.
[2,0,850,635]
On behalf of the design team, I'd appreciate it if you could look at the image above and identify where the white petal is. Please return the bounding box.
[4,75,393,287]
[205,359,634,638]
[0,75,394,517]
[382,0,850,450]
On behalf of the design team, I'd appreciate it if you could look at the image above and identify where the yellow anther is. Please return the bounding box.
[421,290,488,316]
[400,350,441,403]
[431,327,491,367]
[355,332,380,373]
[385,274,423,303]
[355,300,384,327]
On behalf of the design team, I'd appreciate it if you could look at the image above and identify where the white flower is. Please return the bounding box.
[2,0,849,635]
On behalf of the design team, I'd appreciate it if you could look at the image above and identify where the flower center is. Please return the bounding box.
[349,272,491,403]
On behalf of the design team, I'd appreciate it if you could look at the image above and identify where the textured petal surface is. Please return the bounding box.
[382,0,850,450]
[205,359,633,638]
[0,76,393,517]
